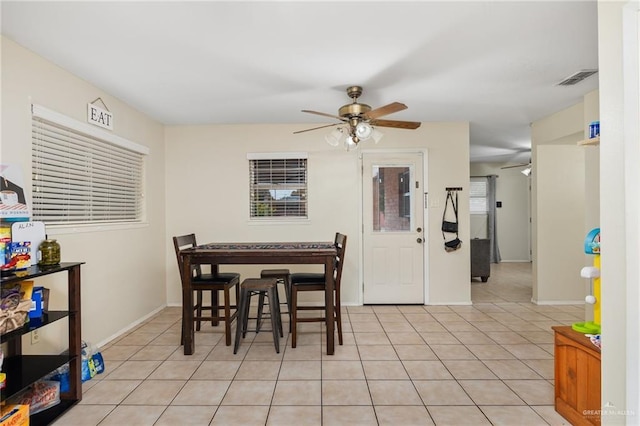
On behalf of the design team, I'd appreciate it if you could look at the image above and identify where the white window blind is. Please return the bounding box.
[470,179,488,214]
[31,104,149,225]
[248,153,308,219]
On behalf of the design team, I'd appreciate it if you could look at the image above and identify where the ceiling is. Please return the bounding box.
[1,1,599,163]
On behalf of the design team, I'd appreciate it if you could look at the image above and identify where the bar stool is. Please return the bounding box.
[260,268,291,327]
[234,278,283,354]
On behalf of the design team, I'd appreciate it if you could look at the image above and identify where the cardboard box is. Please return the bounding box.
[28,286,43,319]
[0,404,29,426]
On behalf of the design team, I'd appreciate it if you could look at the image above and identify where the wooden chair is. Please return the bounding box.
[173,234,240,346]
[290,232,347,348]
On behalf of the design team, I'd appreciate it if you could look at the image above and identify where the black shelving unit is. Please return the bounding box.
[1,262,83,425]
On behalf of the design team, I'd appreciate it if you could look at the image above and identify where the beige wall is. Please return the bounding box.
[531,95,600,304]
[1,37,167,348]
[469,163,531,262]
[583,90,600,231]
[535,144,586,302]
[165,122,472,307]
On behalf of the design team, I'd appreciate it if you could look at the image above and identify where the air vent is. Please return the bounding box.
[557,69,598,86]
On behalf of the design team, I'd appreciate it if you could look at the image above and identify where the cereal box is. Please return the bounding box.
[0,404,29,426]
[0,224,10,269]
[8,242,30,270]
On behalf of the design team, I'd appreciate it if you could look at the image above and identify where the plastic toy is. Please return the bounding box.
[572,228,601,334]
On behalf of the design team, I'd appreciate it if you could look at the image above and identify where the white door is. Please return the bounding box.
[363,152,425,304]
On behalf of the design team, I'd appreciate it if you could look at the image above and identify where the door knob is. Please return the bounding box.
[417,238,423,243]
[417,227,422,233]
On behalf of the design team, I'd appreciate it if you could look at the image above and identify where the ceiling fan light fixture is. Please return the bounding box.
[355,122,373,140]
[344,135,357,150]
[371,128,384,144]
[325,128,343,146]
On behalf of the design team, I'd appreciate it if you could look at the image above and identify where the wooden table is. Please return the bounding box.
[180,242,337,355]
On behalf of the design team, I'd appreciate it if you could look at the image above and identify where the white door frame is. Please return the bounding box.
[358,148,429,305]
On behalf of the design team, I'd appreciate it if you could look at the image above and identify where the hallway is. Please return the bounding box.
[471,262,533,304]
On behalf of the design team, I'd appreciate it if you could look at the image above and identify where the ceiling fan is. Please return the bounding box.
[294,86,421,147]
[501,163,532,176]
[500,163,530,169]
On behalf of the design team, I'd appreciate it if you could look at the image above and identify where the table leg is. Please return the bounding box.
[325,256,335,355]
[182,254,195,355]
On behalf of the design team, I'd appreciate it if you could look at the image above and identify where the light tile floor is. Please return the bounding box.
[54,263,580,425]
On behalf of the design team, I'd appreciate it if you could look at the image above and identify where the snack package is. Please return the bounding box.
[0,283,20,301]
[7,242,30,270]
[18,281,33,301]
[43,364,70,393]
[0,347,5,390]
[92,349,105,375]
[0,242,5,270]
[0,285,30,335]
[81,341,96,381]
[9,380,60,415]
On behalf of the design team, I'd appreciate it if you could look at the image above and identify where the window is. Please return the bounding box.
[248,153,307,219]
[469,179,488,214]
[31,104,149,225]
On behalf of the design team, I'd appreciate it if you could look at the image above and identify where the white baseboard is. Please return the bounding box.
[531,298,585,305]
[97,304,168,348]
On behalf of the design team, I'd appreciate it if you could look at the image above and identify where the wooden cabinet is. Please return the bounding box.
[553,325,601,425]
[1,262,83,425]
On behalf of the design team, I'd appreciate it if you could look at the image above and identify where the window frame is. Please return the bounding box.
[469,178,488,215]
[247,152,308,221]
[31,104,149,229]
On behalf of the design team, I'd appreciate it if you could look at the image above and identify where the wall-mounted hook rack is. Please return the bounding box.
[446,187,463,192]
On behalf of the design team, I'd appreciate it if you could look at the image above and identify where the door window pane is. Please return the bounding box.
[372,166,411,232]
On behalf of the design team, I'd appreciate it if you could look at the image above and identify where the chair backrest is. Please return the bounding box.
[173,233,202,281]
[334,232,347,292]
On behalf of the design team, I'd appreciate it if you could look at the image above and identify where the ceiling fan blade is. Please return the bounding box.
[293,122,342,134]
[370,119,421,130]
[500,163,530,169]
[364,102,407,120]
[301,109,346,121]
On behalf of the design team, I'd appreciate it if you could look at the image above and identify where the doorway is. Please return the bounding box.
[362,152,426,304]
